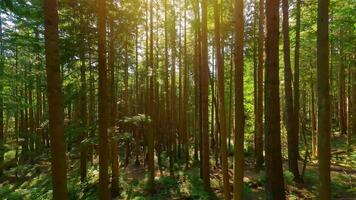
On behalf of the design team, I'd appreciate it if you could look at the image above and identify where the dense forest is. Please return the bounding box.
[0,0,355,199]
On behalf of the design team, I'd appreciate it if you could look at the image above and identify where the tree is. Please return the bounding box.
[0,9,4,177]
[214,0,230,198]
[43,0,68,199]
[147,0,155,192]
[97,0,110,198]
[282,0,300,182]
[352,64,356,147]
[317,0,331,198]
[294,0,301,160]
[264,0,286,198]
[234,0,244,199]
[255,0,264,170]
[79,8,88,182]
[201,0,211,191]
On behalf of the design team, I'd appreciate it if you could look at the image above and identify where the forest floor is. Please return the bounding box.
[0,134,355,199]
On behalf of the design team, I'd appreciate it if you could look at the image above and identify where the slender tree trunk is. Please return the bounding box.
[311,73,318,159]
[255,0,264,170]
[282,0,300,182]
[339,52,347,135]
[98,0,110,198]
[171,1,177,167]
[264,0,286,198]
[0,10,4,176]
[234,0,244,199]
[147,0,155,192]
[317,0,331,198]
[183,0,189,167]
[214,0,230,198]
[43,0,68,198]
[201,0,211,191]
[294,0,301,159]
[351,63,356,147]
[79,38,88,182]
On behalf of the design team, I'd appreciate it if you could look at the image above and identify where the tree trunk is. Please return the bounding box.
[147,0,155,192]
[255,0,264,170]
[98,0,110,198]
[43,0,68,198]
[282,0,300,182]
[264,0,286,198]
[108,15,119,196]
[294,0,301,159]
[201,0,211,191]
[234,0,244,199]
[351,63,356,147]
[317,0,331,198]
[0,10,4,177]
[339,53,347,135]
[214,0,230,198]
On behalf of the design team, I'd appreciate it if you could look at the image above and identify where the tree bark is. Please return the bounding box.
[97,0,110,198]
[0,9,4,177]
[351,63,356,147]
[255,0,264,170]
[201,0,211,191]
[317,0,331,198]
[282,0,300,182]
[43,0,68,198]
[214,0,230,198]
[234,0,244,199]
[294,0,301,159]
[264,0,286,198]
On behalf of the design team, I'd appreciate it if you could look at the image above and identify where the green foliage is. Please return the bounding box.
[283,170,295,185]
[186,169,211,200]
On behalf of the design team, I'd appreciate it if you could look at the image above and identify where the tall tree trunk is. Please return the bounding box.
[79,39,88,182]
[339,52,347,135]
[171,0,177,167]
[43,0,68,198]
[351,63,356,147]
[214,0,230,198]
[164,0,173,175]
[201,0,211,191]
[310,71,317,158]
[265,0,286,198]
[255,0,264,170]
[98,0,110,198]
[147,0,155,192]
[0,10,4,177]
[234,0,244,199]
[183,0,189,167]
[108,16,119,196]
[294,0,301,159]
[317,0,331,198]
[282,0,300,182]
